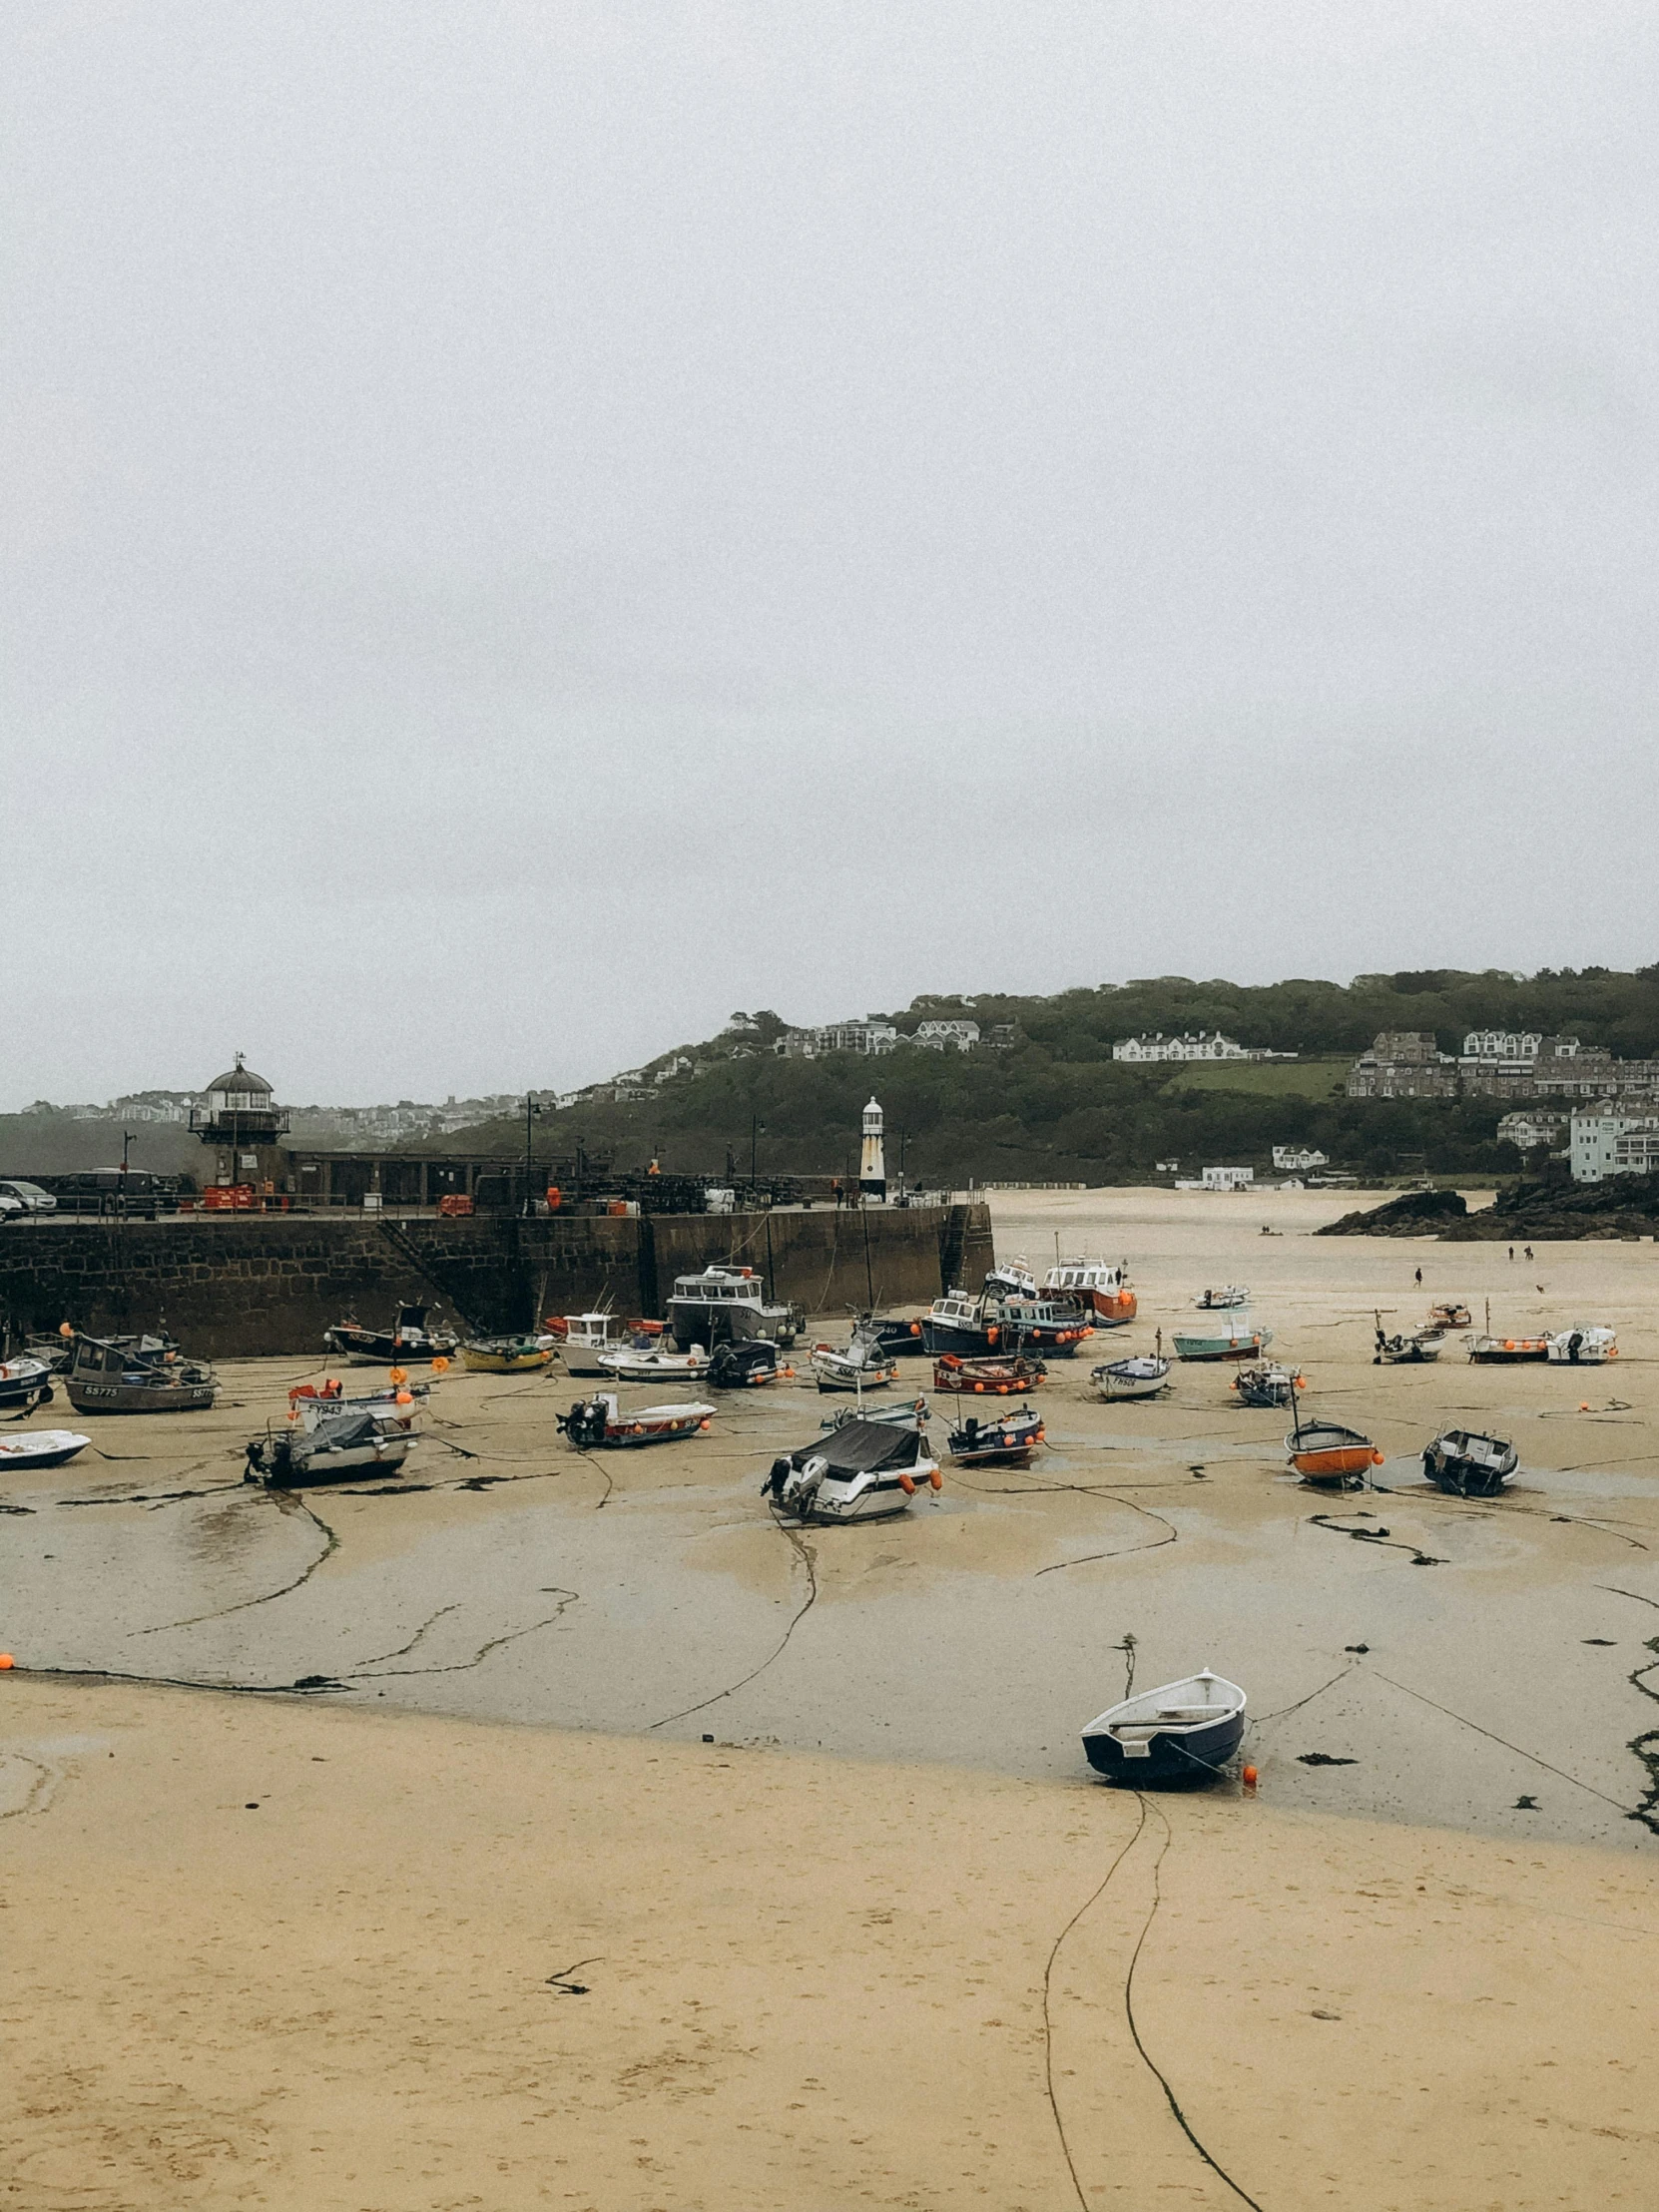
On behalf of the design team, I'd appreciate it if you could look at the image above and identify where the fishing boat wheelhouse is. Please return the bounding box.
[920,1291,996,1357]
[1043,1259,1136,1328]
[992,1298,1093,1356]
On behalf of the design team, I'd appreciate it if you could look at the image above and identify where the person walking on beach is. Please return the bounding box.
[1524,1245,1534,1262]
[1508,1246,1514,1261]
[1414,1267,1422,1288]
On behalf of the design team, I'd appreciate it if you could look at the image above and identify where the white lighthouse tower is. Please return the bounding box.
[858,1096,886,1199]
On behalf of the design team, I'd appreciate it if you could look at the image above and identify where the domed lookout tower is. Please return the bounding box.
[189,1052,292,1192]
[858,1096,886,1200]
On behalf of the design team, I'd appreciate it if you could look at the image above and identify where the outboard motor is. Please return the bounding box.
[763,1454,792,1497]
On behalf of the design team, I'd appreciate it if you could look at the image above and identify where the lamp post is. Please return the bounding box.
[750,1115,766,1197]
[523,1093,544,1216]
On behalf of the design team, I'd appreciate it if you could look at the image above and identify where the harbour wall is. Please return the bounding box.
[0,1205,995,1359]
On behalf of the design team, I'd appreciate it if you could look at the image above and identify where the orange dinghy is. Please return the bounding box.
[1286,1416,1384,1488]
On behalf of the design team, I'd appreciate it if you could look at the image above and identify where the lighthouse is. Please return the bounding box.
[858,1097,886,1199]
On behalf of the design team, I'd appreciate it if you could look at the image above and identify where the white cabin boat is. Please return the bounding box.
[667,1266,802,1350]
[1546,1327,1617,1365]
[597,1345,713,1386]
[1044,1258,1137,1328]
[559,1314,626,1378]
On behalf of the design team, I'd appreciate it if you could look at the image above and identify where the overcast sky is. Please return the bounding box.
[3,2,1655,1107]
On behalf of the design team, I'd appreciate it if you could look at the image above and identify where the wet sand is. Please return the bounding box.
[4,1186,1658,2204]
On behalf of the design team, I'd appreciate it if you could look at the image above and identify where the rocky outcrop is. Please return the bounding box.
[1318,1187,1468,1237]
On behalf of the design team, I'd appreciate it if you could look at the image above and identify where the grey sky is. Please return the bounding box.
[3,3,1655,1108]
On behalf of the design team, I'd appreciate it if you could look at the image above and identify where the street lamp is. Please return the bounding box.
[523,1093,544,1215]
[750,1115,766,1193]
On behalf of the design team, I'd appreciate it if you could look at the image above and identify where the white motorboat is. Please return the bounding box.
[0,1355,55,1414]
[1082,1670,1247,1783]
[288,1380,428,1432]
[1195,1287,1249,1311]
[1546,1327,1617,1365]
[247,1408,416,1487]
[1090,1354,1171,1401]
[0,1428,91,1472]
[666,1265,803,1350]
[557,1392,716,1447]
[810,1331,899,1392]
[763,1414,941,1523]
[597,1344,713,1386]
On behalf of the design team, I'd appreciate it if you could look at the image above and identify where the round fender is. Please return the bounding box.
[898,1473,916,1495]
[928,1468,943,1490]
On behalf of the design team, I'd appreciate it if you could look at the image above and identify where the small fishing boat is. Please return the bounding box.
[64,1334,218,1413]
[920,1291,997,1358]
[1427,1302,1471,1332]
[288,1378,428,1430]
[819,1395,930,1434]
[1082,1670,1247,1784]
[1546,1327,1617,1365]
[1172,1317,1273,1362]
[1196,1287,1250,1311]
[993,1298,1093,1356]
[811,1331,899,1392]
[1373,1316,1443,1365]
[322,1305,459,1366]
[932,1353,1047,1396]
[597,1343,713,1386]
[0,1428,91,1472]
[1231,1362,1304,1409]
[554,1313,626,1377]
[763,1415,941,1523]
[1421,1428,1517,1497]
[557,1392,715,1448]
[247,1407,416,1487]
[0,1355,55,1414]
[23,1332,76,1375]
[1044,1257,1136,1328]
[709,1339,782,1388]
[947,1406,1043,1466]
[1091,1354,1171,1402]
[459,1334,557,1375]
[984,1259,1038,1300]
[1286,1400,1382,1487]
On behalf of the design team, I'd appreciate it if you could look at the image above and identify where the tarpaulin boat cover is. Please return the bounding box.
[789,1419,924,1475]
[302,1410,382,1454]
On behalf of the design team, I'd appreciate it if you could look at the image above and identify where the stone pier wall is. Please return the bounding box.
[0,1205,993,1359]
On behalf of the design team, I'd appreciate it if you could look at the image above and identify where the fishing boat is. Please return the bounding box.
[1373,1316,1443,1365]
[1090,1354,1171,1402]
[596,1343,713,1386]
[1467,1331,1550,1364]
[932,1353,1047,1396]
[858,1312,929,1357]
[1043,1257,1136,1328]
[1546,1327,1617,1365]
[666,1265,803,1350]
[1196,1287,1250,1310]
[247,1407,416,1487]
[920,1291,997,1357]
[63,1334,219,1413]
[459,1334,557,1375]
[1421,1428,1518,1497]
[946,1406,1043,1466]
[983,1258,1038,1300]
[1172,1316,1273,1362]
[0,1354,54,1414]
[1286,1397,1382,1487]
[0,1428,91,1472]
[1427,1302,1471,1331]
[554,1313,626,1377]
[1082,1670,1247,1784]
[763,1415,941,1523]
[810,1330,899,1392]
[992,1298,1093,1356]
[1231,1362,1304,1409]
[819,1395,930,1434]
[557,1392,715,1447]
[288,1378,428,1430]
[709,1339,782,1388]
[322,1304,459,1366]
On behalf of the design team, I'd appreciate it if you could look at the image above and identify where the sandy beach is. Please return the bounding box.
[5,1185,1659,2207]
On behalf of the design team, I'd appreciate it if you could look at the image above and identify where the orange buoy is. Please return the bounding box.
[1579,1400,1590,1412]
[1371,1449,1385,1465]
[388,1366,408,1385]
[928,1467,943,1490]
[898,1472,916,1495]
[0,1655,14,1670]
[431,1356,449,1374]
[1242,1763,1258,1792]
[394,1388,413,1406]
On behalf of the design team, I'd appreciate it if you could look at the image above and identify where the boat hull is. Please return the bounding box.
[66,1381,217,1413]
[0,1429,91,1471]
[1467,1340,1548,1364]
[864,1317,929,1357]
[932,1357,1047,1396]
[322,1328,457,1367]
[1287,1424,1381,1486]
[247,1434,413,1487]
[921,1318,998,1357]
[459,1344,554,1374]
[1091,1359,1171,1401]
[947,1412,1043,1465]
[1173,1329,1272,1362]
[1083,1709,1245,1783]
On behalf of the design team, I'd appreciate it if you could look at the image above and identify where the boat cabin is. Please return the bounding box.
[670,1266,770,1318]
[926,1292,984,1330]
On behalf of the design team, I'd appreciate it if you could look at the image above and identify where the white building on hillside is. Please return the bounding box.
[1571,1111,1659,1182]
[1272,1145,1328,1172]
[1114,1031,1250,1063]
[914,1019,980,1050]
[821,1019,898,1056]
[1201,1165,1255,1190]
[1461,1030,1543,1067]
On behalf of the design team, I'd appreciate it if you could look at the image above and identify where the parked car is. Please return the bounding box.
[0,1190,23,1221]
[0,1179,57,1215]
